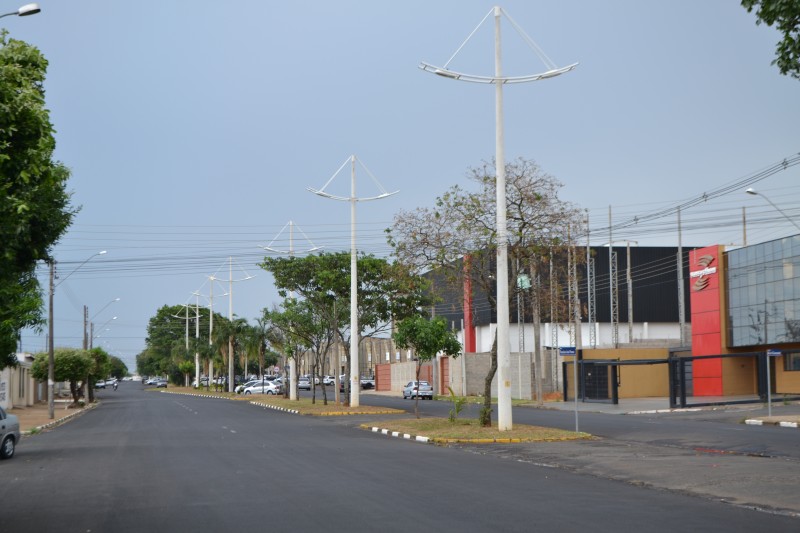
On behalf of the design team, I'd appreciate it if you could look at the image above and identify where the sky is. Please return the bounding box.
[10,1,800,372]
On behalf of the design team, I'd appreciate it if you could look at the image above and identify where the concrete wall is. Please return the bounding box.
[0,355,36,410]
[460,352,533,400]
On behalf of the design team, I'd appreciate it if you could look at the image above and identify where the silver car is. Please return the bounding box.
[1,406,21,459]
[243,382,280,395]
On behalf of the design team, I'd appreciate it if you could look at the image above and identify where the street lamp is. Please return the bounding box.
[0,3,40,19]
[308,155,398,407]
[745,188,800,233]
[86,297,120,349]
[421,6,576,430]
[47,250,107,419]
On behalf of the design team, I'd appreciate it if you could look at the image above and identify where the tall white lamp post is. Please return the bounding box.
[421,6,576,430]
[308,155,397,407]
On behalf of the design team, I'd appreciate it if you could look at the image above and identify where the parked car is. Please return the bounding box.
[298,377,312,391]
[243,382,280,395]
[94,379,106,389]
[403,381,433,400]
[360,376,375,390]
[155,379,168,388]
[0,405,20,459]
[323,375,336,386]
[192,377,210,387]
[236,379,263,394]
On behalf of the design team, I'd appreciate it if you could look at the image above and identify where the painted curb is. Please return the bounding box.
[250,401,299,415]
[21,402,98,436]
[745,418,800,428]
[158,390,234,401]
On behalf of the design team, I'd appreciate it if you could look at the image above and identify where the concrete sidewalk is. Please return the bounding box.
[8,401,94,433]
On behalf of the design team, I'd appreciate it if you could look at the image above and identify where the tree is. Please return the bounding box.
[108,355,128,380]
[86,347,110,403]
[742,0,800,79]
[0,34,76,369]
[266,298,335,405]
[393,315,462,418]
[388,158,583,426]
[31,348,92,406]
[260,252,430,403]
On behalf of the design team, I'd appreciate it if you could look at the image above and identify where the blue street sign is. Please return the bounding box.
[559,346,576,356]
[767,349,782,357]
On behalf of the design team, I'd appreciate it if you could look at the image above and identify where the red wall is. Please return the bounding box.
[689,245,724,395]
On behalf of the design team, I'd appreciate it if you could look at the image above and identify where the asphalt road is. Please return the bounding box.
[1,383,798,532]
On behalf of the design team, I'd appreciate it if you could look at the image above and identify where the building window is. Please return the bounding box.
[785,352,800,371]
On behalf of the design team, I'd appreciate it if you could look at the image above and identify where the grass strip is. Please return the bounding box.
[363,417,592,443]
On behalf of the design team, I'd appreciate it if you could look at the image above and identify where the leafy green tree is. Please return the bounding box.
[108,355,128,380]
[742,0,800,79]
[31,348,92,406]
[261,251,430,402]
[0,34,76,369]
[266,298,335,405]
[86,347,110,403]
[393,315,462,418]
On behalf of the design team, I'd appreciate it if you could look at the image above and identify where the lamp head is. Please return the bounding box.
[18,3,40,16]
[745,188,758,196]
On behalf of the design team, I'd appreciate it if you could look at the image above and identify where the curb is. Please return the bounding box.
[159,391,233,401]
[745,418,800,428]
[370,426,430,443]
[364,425,590,444]
[250,401,299,415]
[628,408,703,415]
[21,402,98,435]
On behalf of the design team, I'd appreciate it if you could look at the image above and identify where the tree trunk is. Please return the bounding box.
[480,333,498,427]
[70,380,81,406]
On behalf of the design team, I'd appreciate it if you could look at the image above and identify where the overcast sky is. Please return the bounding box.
[12,1,799,371]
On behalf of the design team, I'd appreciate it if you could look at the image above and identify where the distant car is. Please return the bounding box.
[403,381,433,400]
[146,377,159,385]
[155,379,168,388]
[323,375,335,386]
[106,378,117,387]
[360,376,375,390]
[298,378,311,391]
[94,379,106,389]
[192,377,210,387]
[0,406,21,459]
[243,382,280,395]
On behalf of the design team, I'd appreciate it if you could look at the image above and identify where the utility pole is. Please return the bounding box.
[48,260,55,419]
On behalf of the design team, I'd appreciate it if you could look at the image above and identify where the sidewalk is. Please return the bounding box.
[8,401,94,433]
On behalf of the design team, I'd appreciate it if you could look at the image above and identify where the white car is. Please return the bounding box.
[323,375,336,386]
[236,379,263,394]
[243,382,280,395]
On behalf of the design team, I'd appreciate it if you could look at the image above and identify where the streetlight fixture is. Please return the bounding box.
[0,3,40,19]
[47,250,107,419]
[308,155,398,407]
[745,188,800,233]
[421,6,576,431]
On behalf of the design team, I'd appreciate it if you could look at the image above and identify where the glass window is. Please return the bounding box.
[785,352,800,371]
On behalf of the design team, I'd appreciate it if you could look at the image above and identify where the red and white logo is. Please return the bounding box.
[690,254,717,291]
